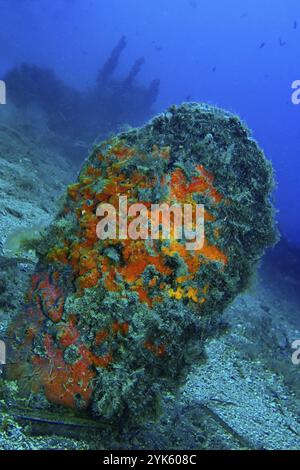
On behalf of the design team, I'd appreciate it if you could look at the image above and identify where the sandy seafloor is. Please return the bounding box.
[0,118,300,450]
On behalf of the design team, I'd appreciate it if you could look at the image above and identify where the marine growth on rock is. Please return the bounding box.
[8,103,276,427]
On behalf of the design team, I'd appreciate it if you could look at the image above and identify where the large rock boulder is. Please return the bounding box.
[9,103,276,428]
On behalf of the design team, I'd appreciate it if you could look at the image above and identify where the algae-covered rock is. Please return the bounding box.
[8,103,277,427]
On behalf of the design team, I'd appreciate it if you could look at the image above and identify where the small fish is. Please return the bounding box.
[279,37,286,46]
[151,40,163,51]
[294,20,298,29]
[212,66,216,72]
[259,42,266,49]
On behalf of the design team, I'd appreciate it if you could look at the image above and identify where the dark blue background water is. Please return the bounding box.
[0,0,299,245]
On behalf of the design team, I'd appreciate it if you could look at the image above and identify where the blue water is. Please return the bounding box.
[0,0,299,245]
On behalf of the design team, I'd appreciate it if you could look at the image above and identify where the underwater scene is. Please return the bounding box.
[0,0,300,454]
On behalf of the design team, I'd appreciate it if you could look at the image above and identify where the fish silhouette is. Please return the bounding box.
[279,37,286,46]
